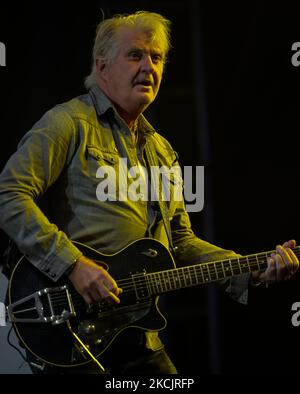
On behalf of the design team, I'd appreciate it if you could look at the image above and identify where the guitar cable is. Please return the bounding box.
[7,325,29,366]
[66,321,107,374]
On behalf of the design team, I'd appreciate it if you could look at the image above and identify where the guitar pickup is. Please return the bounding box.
[131,272,151,301]
[7,285,76,325]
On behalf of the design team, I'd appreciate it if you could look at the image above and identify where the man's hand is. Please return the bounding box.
[252,239,299,285]
[68,255,122,304]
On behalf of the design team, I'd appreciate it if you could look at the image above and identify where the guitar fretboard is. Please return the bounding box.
[144,247,300,296]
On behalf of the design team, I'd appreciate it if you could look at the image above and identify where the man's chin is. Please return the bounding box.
[135,91,155,104]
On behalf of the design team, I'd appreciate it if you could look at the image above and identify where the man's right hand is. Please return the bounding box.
[68,255,122,304]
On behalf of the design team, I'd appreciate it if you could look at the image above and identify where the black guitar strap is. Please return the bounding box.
[144,137,175,255]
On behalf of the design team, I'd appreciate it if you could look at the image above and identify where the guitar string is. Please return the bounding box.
[52,248,300,297]
[48,248,300,308]
[49,253,297,309]
[49,254,265,307]
[103,248,300,290]
[114,247,300,287]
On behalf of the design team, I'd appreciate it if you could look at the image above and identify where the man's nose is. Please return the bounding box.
[140,55,154,72]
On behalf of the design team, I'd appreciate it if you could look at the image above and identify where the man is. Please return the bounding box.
[0,11,298,374]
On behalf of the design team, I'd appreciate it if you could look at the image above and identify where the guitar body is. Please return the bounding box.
[8,238,175,368]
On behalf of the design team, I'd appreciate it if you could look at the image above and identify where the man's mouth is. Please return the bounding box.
[134,80,152,87]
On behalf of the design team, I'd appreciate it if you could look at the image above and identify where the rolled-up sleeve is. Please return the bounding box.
[0,107,82,281]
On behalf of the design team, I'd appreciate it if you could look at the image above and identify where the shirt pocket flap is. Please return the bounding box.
[87,146,119,165]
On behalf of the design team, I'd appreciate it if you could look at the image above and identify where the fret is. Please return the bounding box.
[181,267,188,287]
[229,259,233,276]
[196,264,204,283]
[253,255,260,271]
[237,257,249,274]
[173,270,182,289]
[207,264,211,282]
[163,271,171,292]
[159,272,165,293]
[214,262,219,280]
[193,266,199,285]
[219,260,226,279]
[200,264,210,282]
[237,257,243,274]
[154,272,163,294]
[145,274,155,296]
[187,267,195,286]
[208,262,218,281]
[184,267,193,286]
[245,256,251,274]
[222,260,233,277]
[151,275,158,295]
[262,252,269,270]
[230,258,241,275]
[169,270,176,290]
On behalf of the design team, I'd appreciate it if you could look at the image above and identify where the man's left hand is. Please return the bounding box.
[252,239,299,285]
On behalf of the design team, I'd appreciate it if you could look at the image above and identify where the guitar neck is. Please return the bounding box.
[145,246,300,296]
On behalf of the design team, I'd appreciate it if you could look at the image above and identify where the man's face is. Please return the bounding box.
[98,27,164,117]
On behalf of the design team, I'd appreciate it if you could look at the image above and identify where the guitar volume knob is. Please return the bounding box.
[78,321,96,335]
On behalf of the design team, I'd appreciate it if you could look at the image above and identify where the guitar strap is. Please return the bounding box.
[144,137,175,255]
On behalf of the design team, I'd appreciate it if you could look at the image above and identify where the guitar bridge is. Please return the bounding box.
[7,285,76,325]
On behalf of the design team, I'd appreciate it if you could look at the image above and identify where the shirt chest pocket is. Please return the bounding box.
[86,146,120,201]
[87,146,119,166]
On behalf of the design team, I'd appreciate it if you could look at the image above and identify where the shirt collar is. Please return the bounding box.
[89,84,114,116]
[89,84,155,136]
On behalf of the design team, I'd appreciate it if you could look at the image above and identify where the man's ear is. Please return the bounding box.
[96,57,107,77]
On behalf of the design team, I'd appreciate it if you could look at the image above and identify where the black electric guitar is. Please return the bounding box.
[7,238,299,368]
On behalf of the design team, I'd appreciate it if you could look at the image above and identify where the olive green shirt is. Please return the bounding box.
[0,85,249,305]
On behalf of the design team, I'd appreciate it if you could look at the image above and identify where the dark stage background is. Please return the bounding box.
[0,0,300,375]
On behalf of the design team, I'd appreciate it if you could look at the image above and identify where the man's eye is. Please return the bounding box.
[152,55,163,64]
[129,52,141,59]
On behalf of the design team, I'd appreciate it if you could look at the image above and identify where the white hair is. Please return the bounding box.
[84,11,172,89]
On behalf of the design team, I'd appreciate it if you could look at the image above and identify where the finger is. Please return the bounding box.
[108,284,123,296]
[103,279,122,295]
[102,272,121,294]
[108,291,121,304]
[101,286,121,304]
[285,248,299,274]
[273,253,288,281]
[265,256,276,282]
[112,286,123,296]
[282,239,296,249]
[276,245,293,276]
[99,280,121,303]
